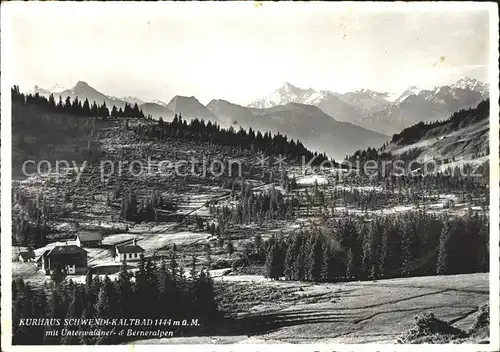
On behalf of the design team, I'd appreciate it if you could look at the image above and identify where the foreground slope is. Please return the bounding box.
[132,272,488,344]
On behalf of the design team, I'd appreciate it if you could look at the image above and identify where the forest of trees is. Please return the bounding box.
[13,191,63,248]
[12,254,218,345]
[132,115,332,165]
[344,151,489,186]
[11,85,147,119]
[118,187,178,223]
[209,184,299,229]
[323,178,487,212]
[263,211,489,282]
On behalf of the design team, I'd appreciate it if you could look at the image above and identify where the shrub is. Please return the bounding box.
[398,312,467,344]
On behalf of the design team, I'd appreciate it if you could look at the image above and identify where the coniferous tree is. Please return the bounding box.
[370,263,378,281]
[101,102,109,118]
[284,234,302,280]
[134,254,148,316]
[265,243,282,280]
[71,97,81,115]
[82,99,91,116]
[226,241,234,256]
[94,276,112,318]
[156,258,170,313]
[400,227,411,278]
[90,101,98,116]
[478,214,489,272]
[205,243,212,269]
[346,248,355,280]
[48,94,56,110]
[437,218,450,275]
[320,244,334,282]
[169,249,179,282]
[192,270,217,320]
[115,262,134,317]
[62,285,85,344]
[190,254,198,279]
[144,258,159,316]
[306,235,323,282]
[94,276,118,344]
[295,238,306,280]
[44,288,65,344]
[64,96,72,111]
[121,187,138,221]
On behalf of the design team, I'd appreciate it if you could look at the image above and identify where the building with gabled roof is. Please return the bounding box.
[114,238,145,262]
[41,245,88,275]
[75,231,103,248]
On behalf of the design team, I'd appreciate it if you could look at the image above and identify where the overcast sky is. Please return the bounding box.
[4,2,493,105]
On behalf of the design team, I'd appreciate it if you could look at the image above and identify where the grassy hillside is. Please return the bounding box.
[133,273,489,344]
[347,100,490,180]
[390,99,489,148]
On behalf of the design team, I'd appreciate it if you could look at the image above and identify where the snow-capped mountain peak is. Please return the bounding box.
[48,84,66,93]
[391,86,423,104]
[303,90,332,105]
[351,88,389,101]
[105,95,145,106]
[30,84,66,95]
[249,82,328,109]
[150,99,168,107]
[355,88,373,94]
[451,77,488,94]
[121,96,144,106]
[282,81,298,90]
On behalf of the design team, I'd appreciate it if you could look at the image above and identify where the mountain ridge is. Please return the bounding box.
[166,95,221,123]
[27,77,487,158]
[208,99,388,160]
[249,78,488,135]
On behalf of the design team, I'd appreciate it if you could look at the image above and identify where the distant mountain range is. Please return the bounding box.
[166,95,219,122]
[28,76,487,159]
[30,81,176,121]
[206,100,387,160]
[249,78,488,135]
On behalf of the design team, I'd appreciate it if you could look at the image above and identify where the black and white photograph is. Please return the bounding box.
[1,1,499,349]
